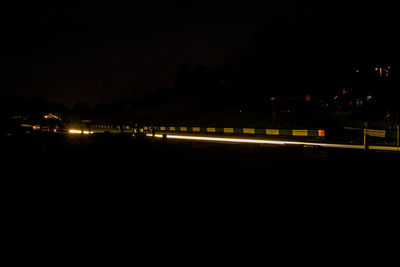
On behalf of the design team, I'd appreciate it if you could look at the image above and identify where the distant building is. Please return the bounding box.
[373,64,391,78]
[354,64,392,78]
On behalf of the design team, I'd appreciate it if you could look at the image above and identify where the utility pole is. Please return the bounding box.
[363,122,369,151]
[397,124,399,151]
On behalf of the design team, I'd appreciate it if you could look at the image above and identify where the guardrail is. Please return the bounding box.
[83,124,325,137]
[80,124,326,141]
[343,126,399,146]
[344,126,397,138]
[147,126,325,138]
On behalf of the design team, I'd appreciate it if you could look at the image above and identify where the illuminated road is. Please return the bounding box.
[146,133,400,152]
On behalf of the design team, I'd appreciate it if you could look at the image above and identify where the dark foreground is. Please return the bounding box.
[1,133,398,265]
[3,132,400,170]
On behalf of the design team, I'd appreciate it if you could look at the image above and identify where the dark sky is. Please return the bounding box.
[0,1,393,107]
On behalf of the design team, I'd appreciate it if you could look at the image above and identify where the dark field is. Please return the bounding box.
[2,132,398,265]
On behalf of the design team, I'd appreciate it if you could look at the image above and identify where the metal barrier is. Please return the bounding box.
[341,126,400,149]
[143,126,325,138]
[84,124,327,140]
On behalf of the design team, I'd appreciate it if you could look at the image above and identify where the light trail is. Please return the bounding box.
[146,133,400,152]
[163,134,286,145]
[69,129,93,134]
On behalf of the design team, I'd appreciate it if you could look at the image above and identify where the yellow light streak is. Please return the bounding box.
[146,134,163,138]
[159,134,286,145]
[145,133,400,152]
[149,133,367,150]
[68,129,93,134]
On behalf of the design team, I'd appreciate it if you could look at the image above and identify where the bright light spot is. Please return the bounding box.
[68,129,93,134]
[146,134,163,138]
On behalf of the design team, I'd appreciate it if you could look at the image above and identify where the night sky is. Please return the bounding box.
[0,1,393,107]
